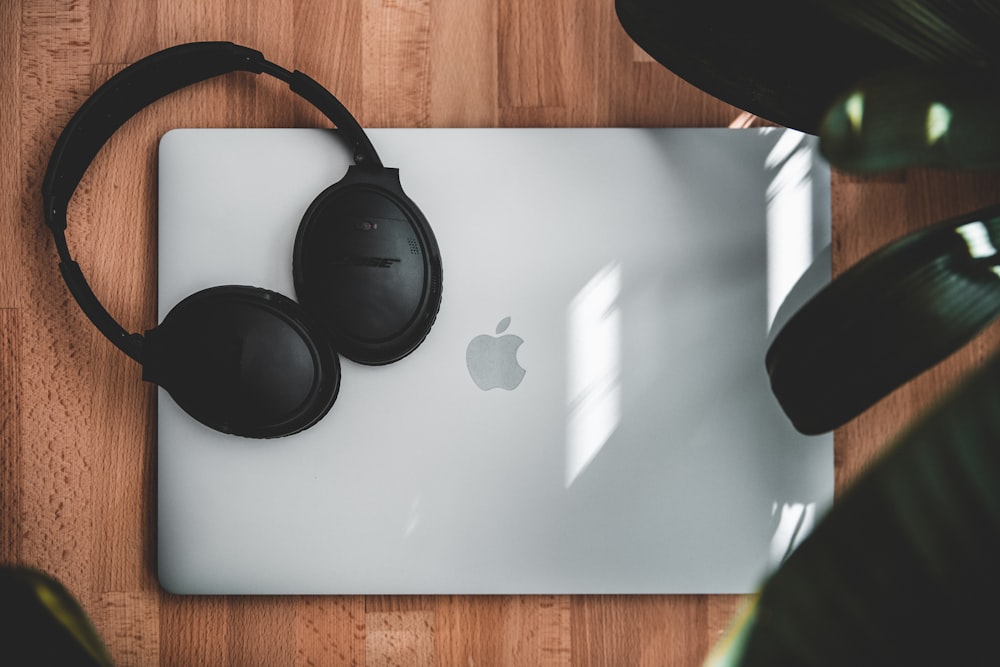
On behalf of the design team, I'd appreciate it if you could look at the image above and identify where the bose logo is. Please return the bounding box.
[334,256,401,268]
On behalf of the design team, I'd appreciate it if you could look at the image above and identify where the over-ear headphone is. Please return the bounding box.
[42,42,443,438]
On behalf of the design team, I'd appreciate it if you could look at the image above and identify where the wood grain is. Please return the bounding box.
[363,0,432,128]
[5,1,1000,665]
[0,309,21,565]
[428,0,497,127]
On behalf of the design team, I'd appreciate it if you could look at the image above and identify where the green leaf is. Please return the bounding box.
[766,203,1000,433]
[616,1,1000,137]
[0,567,115,667]
[737,344,1000,664]
[820,67,1000,171]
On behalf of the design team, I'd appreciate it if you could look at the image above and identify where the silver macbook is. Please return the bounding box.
[156,127,833,594]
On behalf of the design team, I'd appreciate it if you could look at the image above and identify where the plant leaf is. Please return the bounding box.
[735,339,1000,664]
[820,67,1000,172]
[0,567,115,666]
[767,202,1000,434]
[615,1,1000,135]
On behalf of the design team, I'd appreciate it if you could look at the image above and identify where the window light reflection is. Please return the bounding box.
[769,501,816,567]
[565,262,623,488]
[764,130,815,330]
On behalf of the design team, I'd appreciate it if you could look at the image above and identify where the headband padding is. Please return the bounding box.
[43,42,268,227]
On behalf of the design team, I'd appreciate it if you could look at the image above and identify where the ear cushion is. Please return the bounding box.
[142,286,340,438]
[293,166,443,365]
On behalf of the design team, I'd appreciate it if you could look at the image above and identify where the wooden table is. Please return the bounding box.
[3,1,1000,665]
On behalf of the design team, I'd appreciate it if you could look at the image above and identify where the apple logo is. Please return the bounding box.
[465,317,526,390]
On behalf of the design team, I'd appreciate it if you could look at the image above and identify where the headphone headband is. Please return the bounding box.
[41,41,383,362]
[43,41,381,227]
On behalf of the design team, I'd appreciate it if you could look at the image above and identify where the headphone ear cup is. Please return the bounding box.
[142,286,340,438]
[293,167,443,365]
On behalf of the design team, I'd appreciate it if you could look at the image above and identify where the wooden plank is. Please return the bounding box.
[82,63,158,596]
[572,596,718,667]
[292,1,364,129]
[431,596,505,666]
[0,1,21,567]
[0,0,21,309]
[362,0,432,128]
[160,595,229,666]
[19,0,96,604]
[91,0,157,64]
[294,596,366,666]
[0,309,21,564]
[217,0,297,127]
[498,0,616,127]
[156,0,229,46]
[498,0,565,111]
[428,0,498,127]
[503,596,572,666]
[93,591,161,667]
[373,596,572,665]
[366,609,435,667]
[227,597,298,667]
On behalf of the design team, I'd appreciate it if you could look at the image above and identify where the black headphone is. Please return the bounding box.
[42,42,443,438]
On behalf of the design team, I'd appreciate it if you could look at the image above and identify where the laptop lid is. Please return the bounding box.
[156,127,832,594]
